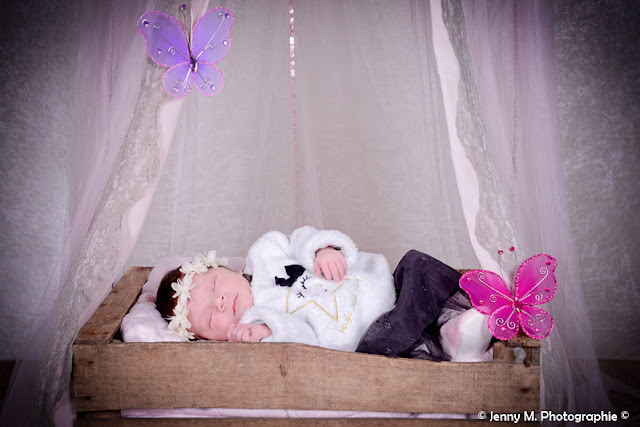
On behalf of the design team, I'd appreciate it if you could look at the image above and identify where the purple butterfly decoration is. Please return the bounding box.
[459,254,557,341]
[138,6,235,98]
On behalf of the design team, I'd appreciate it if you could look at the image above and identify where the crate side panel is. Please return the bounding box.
[74,342,539,414]
[76,266,152,344]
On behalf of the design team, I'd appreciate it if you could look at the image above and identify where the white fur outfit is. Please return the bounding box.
[240,226,396,352]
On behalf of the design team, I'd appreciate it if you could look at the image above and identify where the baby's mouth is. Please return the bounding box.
[232,294,238,315]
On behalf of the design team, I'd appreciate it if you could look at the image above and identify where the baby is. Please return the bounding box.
[157,246,347,342]
[156,226,467,358]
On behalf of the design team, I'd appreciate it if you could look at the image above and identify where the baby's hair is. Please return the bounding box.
[156,267,184,321]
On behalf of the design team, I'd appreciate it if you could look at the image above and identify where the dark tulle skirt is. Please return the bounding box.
[356,250,471,361]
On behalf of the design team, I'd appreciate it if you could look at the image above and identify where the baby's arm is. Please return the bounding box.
[289,226,358,278]
[227,323,272,342]
[314,247,347,282]
[239,306,320,346]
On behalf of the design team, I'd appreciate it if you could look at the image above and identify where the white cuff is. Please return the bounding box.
[240,306,319,346]
[290,226,358,272]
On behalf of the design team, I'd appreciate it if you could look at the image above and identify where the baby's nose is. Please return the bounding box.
[217,294,226,311]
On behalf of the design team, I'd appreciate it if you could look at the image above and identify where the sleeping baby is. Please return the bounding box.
[155,226,477,360]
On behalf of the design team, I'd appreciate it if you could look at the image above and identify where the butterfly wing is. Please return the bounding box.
[459,270,514,315]
[138,11,191,68]
[519,305,554,339]
[193,63,224,97]
[515,254,557,306]
[191,7,235,65]
[489,305,520,341]
[162,63,195,98]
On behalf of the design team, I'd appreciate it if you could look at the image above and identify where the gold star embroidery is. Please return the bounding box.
[285,279,350,322]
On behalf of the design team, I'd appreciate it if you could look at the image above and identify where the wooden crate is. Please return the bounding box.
[73,267,541,425]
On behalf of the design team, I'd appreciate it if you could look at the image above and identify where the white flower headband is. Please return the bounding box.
[167,250,228,340]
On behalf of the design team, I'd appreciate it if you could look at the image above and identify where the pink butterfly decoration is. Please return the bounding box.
[138,6,235,98]
[459,254,557,340]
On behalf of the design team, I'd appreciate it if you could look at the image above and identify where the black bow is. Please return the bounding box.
[275,264,306,287]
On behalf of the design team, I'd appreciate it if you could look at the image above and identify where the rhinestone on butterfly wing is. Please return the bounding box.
[138,5,234,98]
[459,254,557,340]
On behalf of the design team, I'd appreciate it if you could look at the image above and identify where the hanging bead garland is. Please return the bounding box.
[289,3,296,77]
[289,0,302,226]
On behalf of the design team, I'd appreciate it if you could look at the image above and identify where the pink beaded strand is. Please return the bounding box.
[289,1,301,226]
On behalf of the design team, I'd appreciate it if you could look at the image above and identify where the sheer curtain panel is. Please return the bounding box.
[443,0,612,416]
[2,0,186,424]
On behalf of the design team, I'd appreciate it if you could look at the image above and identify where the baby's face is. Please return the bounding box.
[187,267,253,340]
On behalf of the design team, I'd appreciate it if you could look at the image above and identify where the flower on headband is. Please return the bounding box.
[180,261,207,275]
[171,278,194,300]
[168,303,194,340]
[196,250,224,268]
[167,250,228,340]
[180,250,228,275]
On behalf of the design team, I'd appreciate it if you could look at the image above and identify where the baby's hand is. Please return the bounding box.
[227,323,272,342]
[314,247,347,282]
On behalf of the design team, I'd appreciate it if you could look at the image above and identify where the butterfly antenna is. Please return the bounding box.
[179,4,192,51]
[497,249,506,283]
[510,246,519,271]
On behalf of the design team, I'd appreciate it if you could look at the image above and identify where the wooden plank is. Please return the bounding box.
[77,410,121,419]
[77,418,540,426]
[75,266,152,344]
[493,342,540,367]
[503,333,542,348]
[74,341,540,414]
[493,331,542,366]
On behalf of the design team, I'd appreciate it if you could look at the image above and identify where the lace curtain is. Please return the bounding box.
[2,0,185,424]
[442,0,612,416]
[1,0,609,425]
